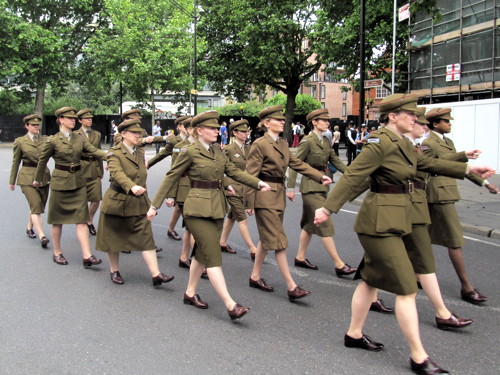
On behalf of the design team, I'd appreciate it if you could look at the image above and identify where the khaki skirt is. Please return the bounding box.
[95,213,156,252]
[402,224,436,275]
[428,203,464,248]
[301,192,334,237]
[185,217,223,268]
[47,186,88,225]
[255,208,288,251]
[227,195,247,222]
[21,185,49,215]
[85,177,103,202]
[357,234,418,295]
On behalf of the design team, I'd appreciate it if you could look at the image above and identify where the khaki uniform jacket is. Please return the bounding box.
[223,141,250,197]
[170,138,193,203]
[151,140,260,219]
[10,134,51,186]
[74,128,104,179]
[288,132,346,193]
[147,134,185,168]
[100,144,151,217]
[35,131,106,191]
[323,128,467,236]
[245,134,324,210]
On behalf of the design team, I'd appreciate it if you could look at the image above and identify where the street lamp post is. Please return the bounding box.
[359,0,366,127]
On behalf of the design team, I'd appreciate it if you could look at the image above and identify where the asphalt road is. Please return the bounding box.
[1,146,499,375]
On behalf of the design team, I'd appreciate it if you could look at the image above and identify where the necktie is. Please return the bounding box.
[86,130,91,138]
[208,145,214,154]
[33,135,39,143]
[442,136,448,144]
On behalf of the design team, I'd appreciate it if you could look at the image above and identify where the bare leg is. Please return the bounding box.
[180,230,191,262]
[321,237,345,269]
[418,273,451,319]
[76,223,92,259]
[141,249,161,276]
[207,266,237,310]
[275,249,297,291]
[347,281,378,338]
[88,201,100,225]
[448,247,474,292]
[237,219,257,254]
[185,257,205,297]
[395,294,428,364]
[31,214,46,238]
[168,204,182,232]
[27,216,33,230]
[107,252,120,272]
[250,242,267,280]
[220,217,236,246]
[52,224,63,256]
[295,230,313,260]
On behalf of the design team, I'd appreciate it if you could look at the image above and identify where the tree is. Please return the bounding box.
[0,0,105,114]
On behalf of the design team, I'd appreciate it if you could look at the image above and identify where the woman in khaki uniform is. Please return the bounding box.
[246,105,331,301]
[219,119,258,259]
[314,94,493,375]
[148,111,271,321]
[96,119,174,286]
[33,107,107,267]
[287,108,356,276]
[9,114,51,248]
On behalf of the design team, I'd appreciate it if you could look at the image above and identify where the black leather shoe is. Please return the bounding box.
[167,229,181,241]
[461,288,488,304]
[410,357,449,375]
[370,299,394,314]
[53,254,68,265]
[221,244,237,254]
[435,312,473,330]
[228,303,250,320]
[155,247,163,253]
[40,236,50,248]
[335,263,357,277]
[250,252,256,261]
[26,228,36,239]
[294,258,318,270]
[83,255,102,267]
[110,271,124,285]
[178,258,191,269]
[87,223,96,236]
[183,293,208,309]
[288,286,311,301]
[249,277,274,292]
[201,269,209,279]
[344,334,384,351]
[152,272,174,286]
[121,250,131,254]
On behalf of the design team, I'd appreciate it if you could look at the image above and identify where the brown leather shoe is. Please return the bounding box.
[167,229,181,241]
[249,277,274,292]
[250,252,256,261]
[26,228,36,239]
[370,299,394,314]
[53,254,68,265]
[435,312,473,330]
[110,271,124,285]
[221,244,237,254]
[228,303,250,320]
[335,263,357,277]
[87,223,97,236]
[83,255,102,268]
[461,288,488,304]
[40,236,50,248]
[288,286,311,301]
[344,334,384,351]
[183,293,208,309]
[201,269,209,279]
[410,357,449,374]
[294,258,318,270]
[155,247,163,253]
[152,272,174,286]
[178,258,191,269]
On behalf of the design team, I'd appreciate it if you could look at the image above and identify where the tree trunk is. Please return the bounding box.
[34,82,46,115]
[284,87,298,143]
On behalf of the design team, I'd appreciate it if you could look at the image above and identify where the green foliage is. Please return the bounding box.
[266,94,321,116]
[214,101,266,117]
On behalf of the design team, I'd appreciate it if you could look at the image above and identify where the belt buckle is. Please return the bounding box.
[218,180,222,189]
[89,155,94,162]
[408,181,415,194]
[69,164,76,173]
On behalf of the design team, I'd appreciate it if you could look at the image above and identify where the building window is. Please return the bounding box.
[311,73,318,82]
[320,85,326,99]
[342,103,347,117]
[342,90,347,100]
[376,86,390,98]
[311,85,317,99]
[321,102,326,108]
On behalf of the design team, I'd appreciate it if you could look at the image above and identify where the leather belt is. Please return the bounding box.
[81,155,95,162]
[190,180,222,189]
[413,181,426,190]
[258,174,285,184]
[22,161,38,168]
[310,164,327,172]
[55,164,81,173]
[370,182,416,194]
[110,183,134,195]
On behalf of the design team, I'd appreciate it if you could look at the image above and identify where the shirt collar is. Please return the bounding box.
[432,130,445,140]
[198,140,211,151]
[123,142,135,155]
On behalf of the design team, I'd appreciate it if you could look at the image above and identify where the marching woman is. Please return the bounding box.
[314,94,493,375]
[245,105,332,301]
[9,114,51,248]
[147,111,271,320]
[287,108,356,276]
[33,107,107,267]
[96,118,174,286]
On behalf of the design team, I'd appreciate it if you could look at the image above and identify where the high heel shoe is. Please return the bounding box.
[152,272,174,286]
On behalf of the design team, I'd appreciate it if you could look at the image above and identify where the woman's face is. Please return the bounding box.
[392,110,416,134]
[265,117,285,134]
[59,116,76,132]
[122,130,141,147]
[197,126,219,143]
[25,123,40,135]
[313,118,329,133]
[234,129,248,142]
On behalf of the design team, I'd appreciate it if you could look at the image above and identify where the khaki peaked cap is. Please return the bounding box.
[77,108,93,118]
[23,114,42,125]
[306,108,329,123]
[426,108,454,121]
[174,115,190,125]
[183,117,193,128]
[55,107,78,118]
[259,105,285,120]
[230,119,249,132]
[191,111,220,128]
[121,109,142,120]
[415,107,429,125]
[379,94,418,116]
[118,118,143,133]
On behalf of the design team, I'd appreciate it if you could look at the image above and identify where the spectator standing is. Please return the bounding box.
[152,120,162,154]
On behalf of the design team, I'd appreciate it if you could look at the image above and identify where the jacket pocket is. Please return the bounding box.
[184,189,213,218]
[375,194,411,234]
[101,191,126,216]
